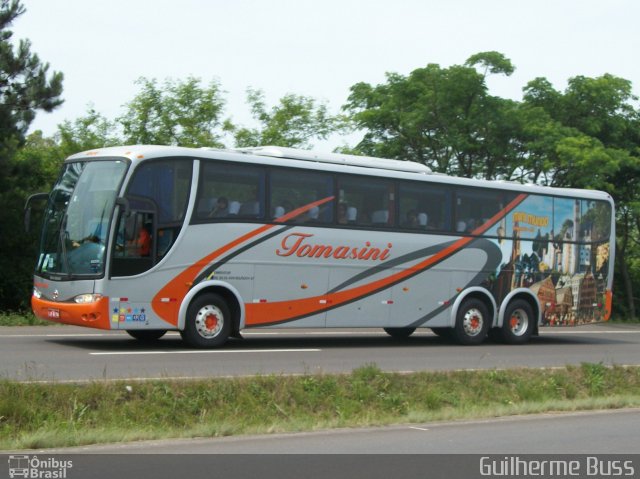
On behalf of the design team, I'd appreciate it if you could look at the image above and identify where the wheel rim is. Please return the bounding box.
[195,304,224,339]
[508,308,529,337]
[463,308,484,337]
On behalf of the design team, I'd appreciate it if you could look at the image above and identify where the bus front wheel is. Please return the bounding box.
[453,298,490,345]
[181,293,231,348]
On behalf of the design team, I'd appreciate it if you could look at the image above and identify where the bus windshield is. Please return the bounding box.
[36,159,128,278]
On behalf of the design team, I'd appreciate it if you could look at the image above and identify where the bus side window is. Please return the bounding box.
[337,176,391,228]
[269,169,334,224]
[196,162,265,222]
[112,210,155,276]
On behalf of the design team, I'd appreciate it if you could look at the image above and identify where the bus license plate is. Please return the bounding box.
[47,308,60,319]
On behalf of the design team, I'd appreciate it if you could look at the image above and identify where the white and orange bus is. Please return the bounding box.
[26,145,615,347]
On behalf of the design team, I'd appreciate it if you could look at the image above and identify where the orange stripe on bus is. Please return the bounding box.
[151,196,335,325]
[245,193,527,326]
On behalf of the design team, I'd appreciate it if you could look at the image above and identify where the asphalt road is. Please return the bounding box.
[1,323,640,382]
[27,408,640,454]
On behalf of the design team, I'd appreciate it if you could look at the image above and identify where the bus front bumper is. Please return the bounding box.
[31,294,112,330]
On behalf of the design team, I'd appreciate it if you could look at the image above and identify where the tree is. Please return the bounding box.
[230,88,340,149]
[0,0,63,311]
[343,52,519,178]
[56,107,120,156]
[119,77,226,147]
[0,0,63,160]
[1,132,62,310]
[524,73,640,319]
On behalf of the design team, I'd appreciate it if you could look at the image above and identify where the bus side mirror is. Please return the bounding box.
[115,197,131,217]
[24,192,49,233]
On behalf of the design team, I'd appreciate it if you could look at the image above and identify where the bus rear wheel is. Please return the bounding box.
[498,299,534,345]
[453,298,490,345]
[181,293,231,348]
[126,330,167,342]
[383,327,416,338]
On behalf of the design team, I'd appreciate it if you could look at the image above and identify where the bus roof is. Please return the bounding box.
[66,144,613,203]
[232,146,433,174]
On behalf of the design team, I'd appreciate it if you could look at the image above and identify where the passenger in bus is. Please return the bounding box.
[403,209,419,228]
[136,224,152,256]
[465,218,478,233]
[124,217,151,257]
[305,205,320,223]
[209,196,229,218]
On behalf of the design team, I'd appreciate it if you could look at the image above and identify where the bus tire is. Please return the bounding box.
[181,293,231,348]
[499,299,534,345]
[383,327,416,338]
[126,330,167,342]
[453,298,490,345]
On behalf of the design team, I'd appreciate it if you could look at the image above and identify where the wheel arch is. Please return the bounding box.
[178,280,245,333]
[497,288,541,329]
[450,287,497,328]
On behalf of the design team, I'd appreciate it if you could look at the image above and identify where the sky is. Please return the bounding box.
[12,0,640,152]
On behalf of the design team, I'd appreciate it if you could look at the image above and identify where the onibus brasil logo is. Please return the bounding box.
[8,455,73,478]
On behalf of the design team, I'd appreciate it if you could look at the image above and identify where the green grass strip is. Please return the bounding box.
[1,363,640,450]
[0,312,51,326]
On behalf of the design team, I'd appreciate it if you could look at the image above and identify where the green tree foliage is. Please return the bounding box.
[0,0,63,310]
[230,88,339,149]
[56,107,120,156]
[344,52,521,178]
[119,77,226,147]
[0,0,62,158]
[1,133,62,309]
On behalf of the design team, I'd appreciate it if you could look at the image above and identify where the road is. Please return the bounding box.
[23,408,640,454]
[4,409,638,479]
[1,323,639,382]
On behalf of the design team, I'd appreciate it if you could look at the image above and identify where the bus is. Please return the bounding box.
[26,145,615,347]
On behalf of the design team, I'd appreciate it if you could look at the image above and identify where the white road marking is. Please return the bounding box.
[90,348,322,356]
[409,426,430,431]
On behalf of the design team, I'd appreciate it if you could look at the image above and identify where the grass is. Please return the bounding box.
[1,363,639,450]
[0,311,51,326]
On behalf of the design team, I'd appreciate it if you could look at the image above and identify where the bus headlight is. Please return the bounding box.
[74,293,103,304]
[33,287,42,299]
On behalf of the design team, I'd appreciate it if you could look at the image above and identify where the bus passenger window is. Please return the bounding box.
[270,169,333,224]
[338,176,393,227]
[196,163,265,221]
[398,182,447,231]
